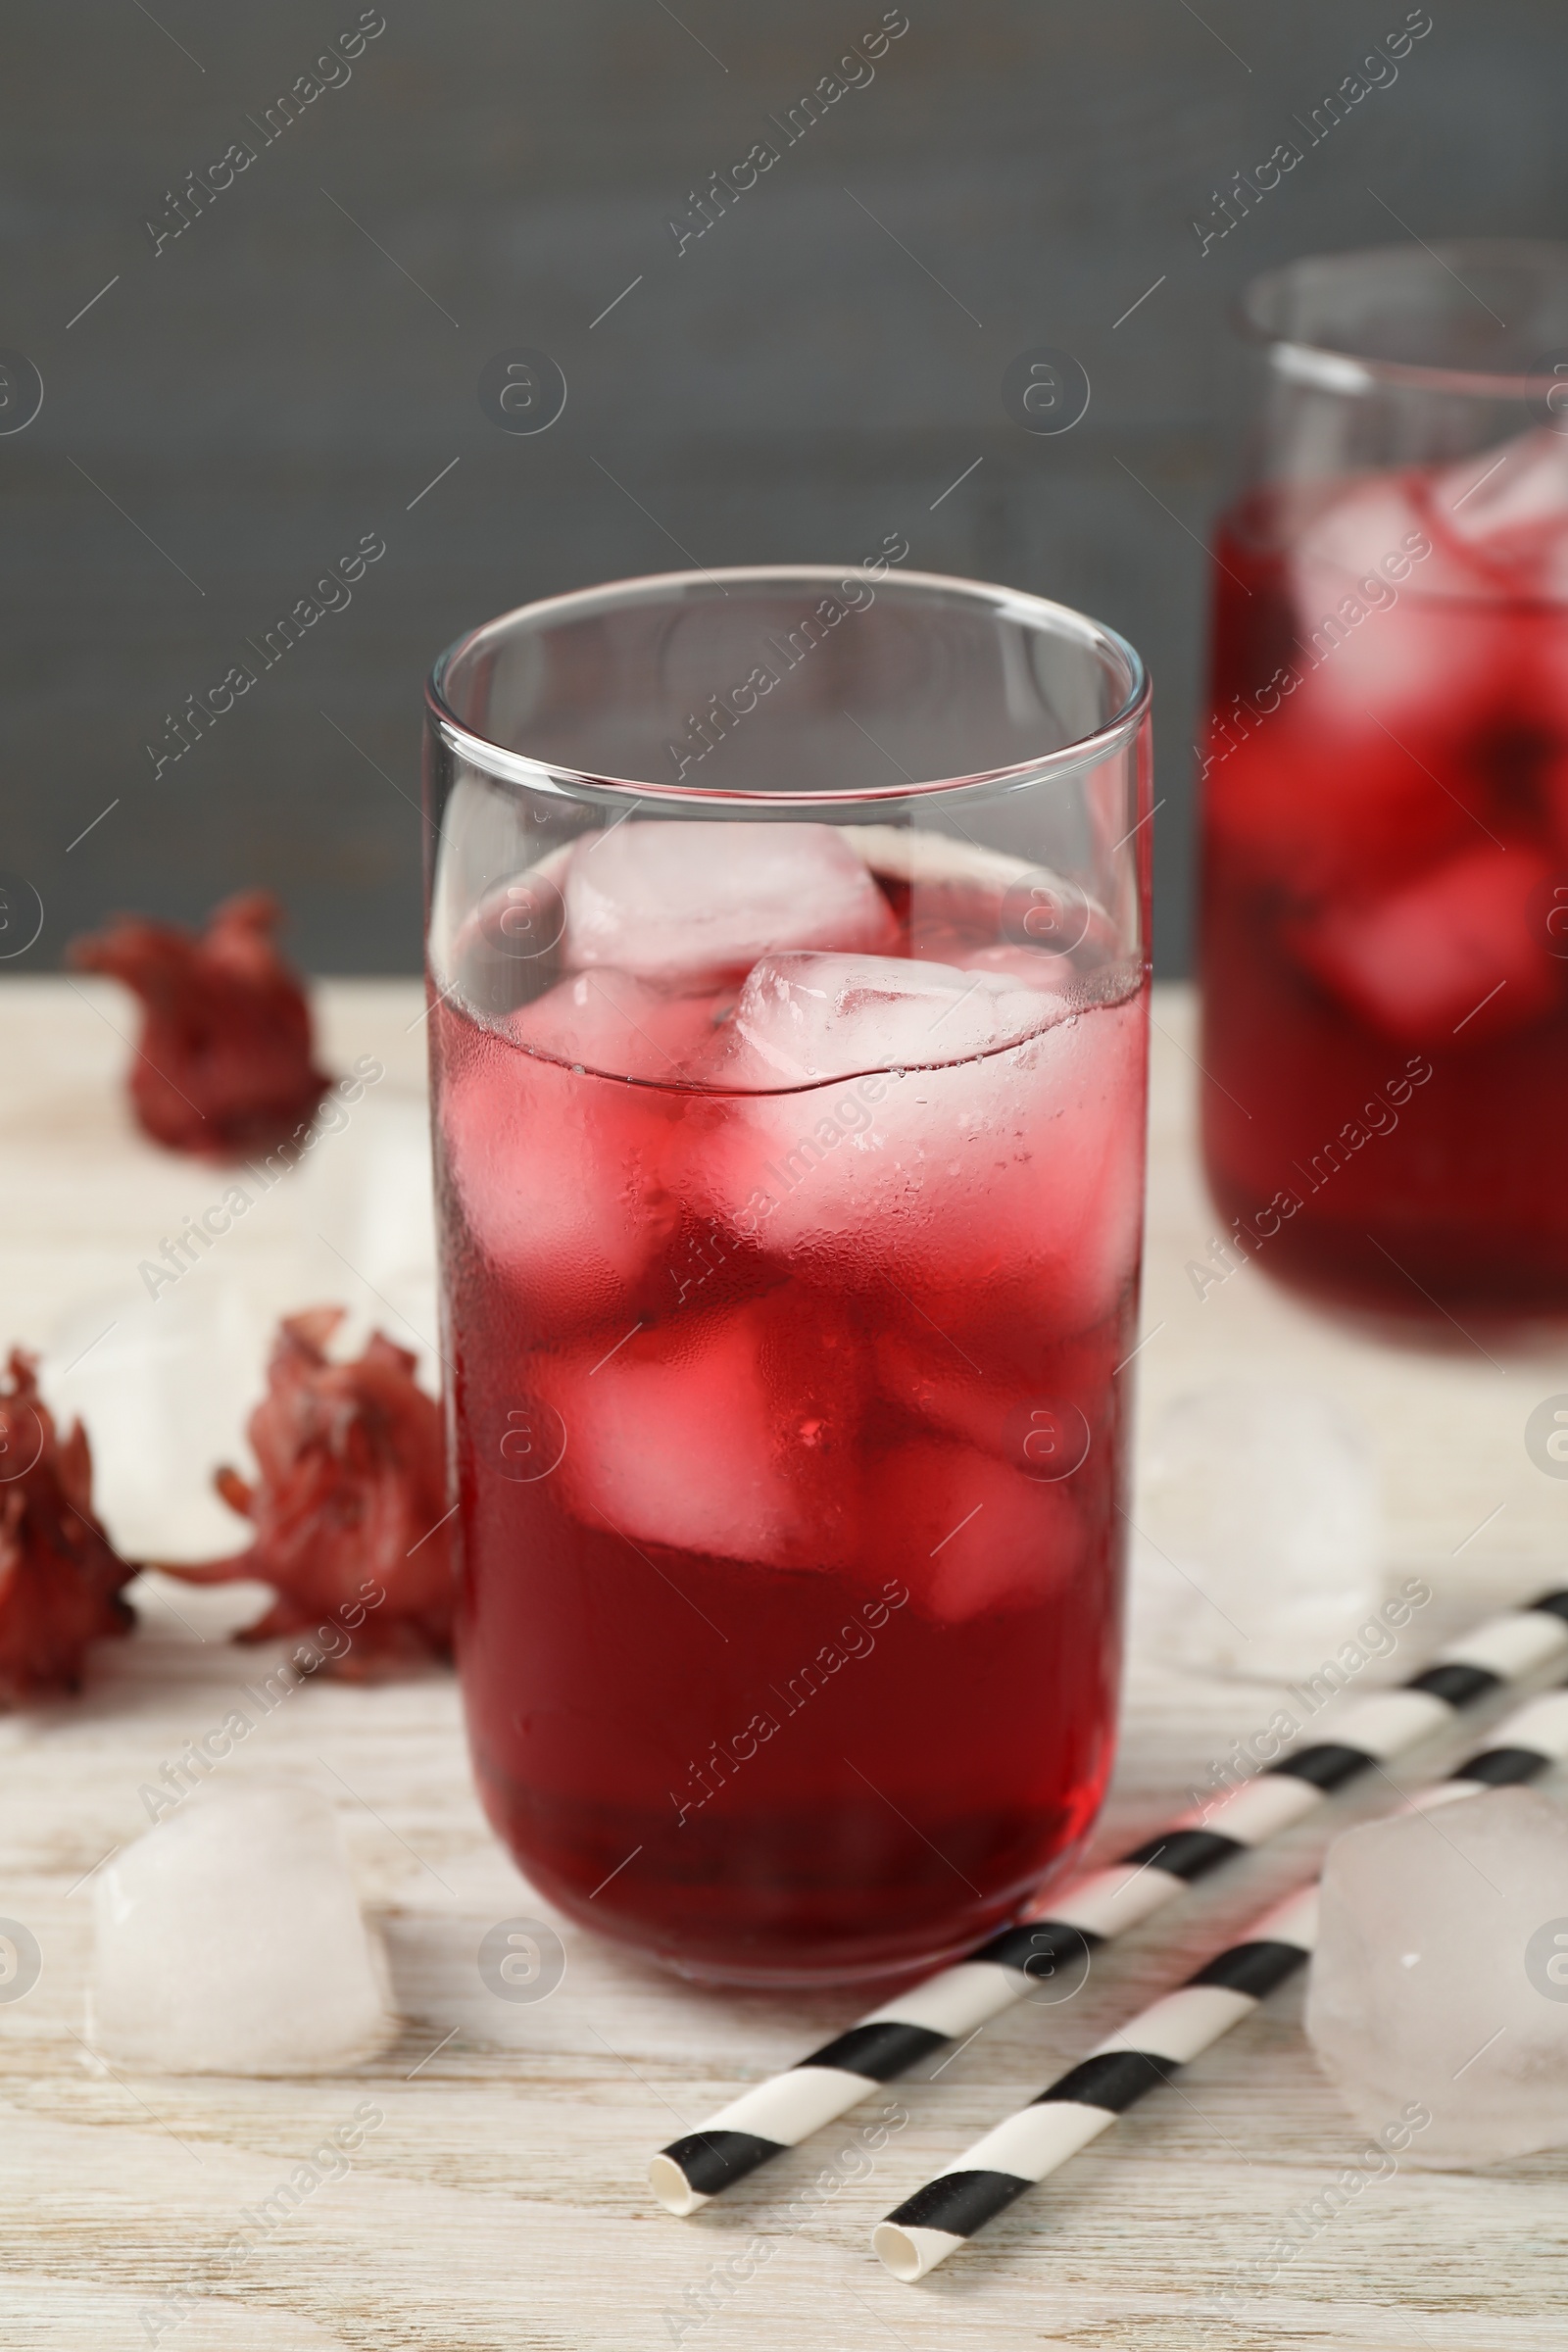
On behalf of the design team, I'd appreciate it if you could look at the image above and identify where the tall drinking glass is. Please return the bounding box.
[424,564,1151,1984]
[1200,241,1568,1330]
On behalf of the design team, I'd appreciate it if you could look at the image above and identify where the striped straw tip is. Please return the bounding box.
[648,2129,785,2214]
[648,2153,706,2216]
[872,2220,964,2281]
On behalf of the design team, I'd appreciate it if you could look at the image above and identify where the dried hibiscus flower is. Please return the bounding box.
[69,889,329,1160]
[0,1352,136,1705]
[163,1309,454,1677]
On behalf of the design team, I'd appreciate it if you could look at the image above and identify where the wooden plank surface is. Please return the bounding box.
[1,977,1565,2351]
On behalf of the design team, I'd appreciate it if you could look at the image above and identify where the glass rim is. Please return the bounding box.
[1235,237,1568,401]
[425,563,1150,809]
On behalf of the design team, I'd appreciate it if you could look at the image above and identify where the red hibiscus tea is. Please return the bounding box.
[1199,244,1568,1330]
[425,568,1151,1983]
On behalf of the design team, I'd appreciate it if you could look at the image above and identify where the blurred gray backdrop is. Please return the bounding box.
[4,0,1564,973]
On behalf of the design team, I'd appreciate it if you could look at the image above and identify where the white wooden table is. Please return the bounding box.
[2,978,1566,2352]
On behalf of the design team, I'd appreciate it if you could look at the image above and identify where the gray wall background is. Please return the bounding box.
[4,0,1564,975]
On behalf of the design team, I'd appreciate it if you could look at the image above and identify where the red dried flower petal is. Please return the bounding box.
[164,1310,454,1677]
[0,1352,137,1705]
[69,890,330,1160]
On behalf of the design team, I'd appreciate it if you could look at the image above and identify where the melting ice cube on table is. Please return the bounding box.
[561,819,897,984]
[1134,1383,1381,1681]
[44,1283,278,1564]
[297,1080,436,1293]
[89,1784,397,2075]
[1306,1788,1568,2167]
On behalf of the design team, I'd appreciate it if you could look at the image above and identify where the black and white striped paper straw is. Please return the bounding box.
[648,1586,1568,2216]
[872,1681,1568,2281]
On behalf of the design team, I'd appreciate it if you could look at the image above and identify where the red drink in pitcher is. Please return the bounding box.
[1200,435,1568,1325]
